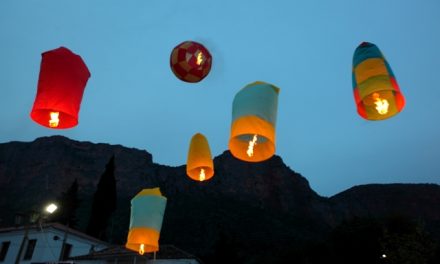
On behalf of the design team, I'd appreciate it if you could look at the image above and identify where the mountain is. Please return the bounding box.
[329,183,440,239]
[1,136,439,262]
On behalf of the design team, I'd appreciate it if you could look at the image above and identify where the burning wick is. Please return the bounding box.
[247,135,258,157]
[199,168,206,181]
[196,52,203,65]
[49,112,60,127]
[139,243,145,255]
[372,93,389,115]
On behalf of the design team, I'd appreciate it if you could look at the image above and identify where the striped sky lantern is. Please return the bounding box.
[126,188,167,255]
[352,42,405,120]
[186,133,214,182]
[229,81,280,162]
[30,47,91,129]
[170,41,212,83]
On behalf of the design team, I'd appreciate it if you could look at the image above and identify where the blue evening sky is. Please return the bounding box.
[1,0,439,196]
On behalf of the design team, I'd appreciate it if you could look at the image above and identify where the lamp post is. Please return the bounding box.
[14,203,58,264]
[58,220,69,261]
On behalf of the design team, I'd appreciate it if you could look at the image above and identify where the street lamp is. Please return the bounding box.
[14,203,58,264]
[45,203,58,215]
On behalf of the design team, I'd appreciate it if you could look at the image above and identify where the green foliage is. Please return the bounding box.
[328,217,383,264]
[203,230,242,263]
[52,178,80,228]
[86,155,117,240]
[310,216,440,264]
[270,216,440,264]
[380,216,437,264]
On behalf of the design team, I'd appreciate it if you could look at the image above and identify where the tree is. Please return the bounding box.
[328,217,383,264]
[203,229,242,263]
[380,215,437,264]
[53,178,80,228]
[86,155,117,240]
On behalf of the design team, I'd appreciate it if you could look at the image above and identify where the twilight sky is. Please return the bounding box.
[1,0,439,196]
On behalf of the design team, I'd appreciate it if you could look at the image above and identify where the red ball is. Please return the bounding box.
[170,41,212,83]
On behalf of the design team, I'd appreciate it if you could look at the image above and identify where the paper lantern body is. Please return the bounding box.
[352,42,405,120]
[186,133,214,181]
[170,41,212,83]
[30,47,90,129]
[126,188,167,254]
[229,81,280,162]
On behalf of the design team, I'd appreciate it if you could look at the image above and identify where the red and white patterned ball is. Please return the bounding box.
[170,41,212,83]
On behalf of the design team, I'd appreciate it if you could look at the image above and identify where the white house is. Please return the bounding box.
[0,223,108,264]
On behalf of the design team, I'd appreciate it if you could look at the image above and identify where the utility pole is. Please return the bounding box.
[58,223,69,261]
[14,224,28,264]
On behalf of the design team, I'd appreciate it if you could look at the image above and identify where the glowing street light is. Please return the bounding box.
[15,202,60,264]
[45,203,58,214]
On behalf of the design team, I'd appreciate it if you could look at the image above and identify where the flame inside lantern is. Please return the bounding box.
[196,51,203,65]
[49,112,60,128]
[139,243,145,255]
[247,135,258,157]
[372,92,389,115]
[199,168,206,181]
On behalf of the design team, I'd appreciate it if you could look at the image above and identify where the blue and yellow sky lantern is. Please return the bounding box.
[126,188,167,255]
[352,42,405,120]
[229,81,280,162]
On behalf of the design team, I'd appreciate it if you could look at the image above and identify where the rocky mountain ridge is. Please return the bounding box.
[1,136,439,260]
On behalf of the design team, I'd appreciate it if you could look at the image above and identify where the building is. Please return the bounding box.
[0,223,201,264]
[70,245,201,264]
[0,223,108,263]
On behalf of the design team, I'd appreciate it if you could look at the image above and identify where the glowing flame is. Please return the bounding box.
[196,52,203,65]
[199,168,206,181]
[372,93,389,115]
[49,112,60,128]
[247,135,258,157]
[139,244,145,255]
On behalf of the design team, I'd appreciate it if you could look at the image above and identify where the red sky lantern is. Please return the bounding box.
[30,47,91,129]
[170,41,212,83]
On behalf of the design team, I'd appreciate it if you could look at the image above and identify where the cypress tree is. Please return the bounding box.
[86,155,117,240]
[53,178,80,228]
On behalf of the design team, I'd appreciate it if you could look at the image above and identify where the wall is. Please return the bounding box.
[0,225,107,263]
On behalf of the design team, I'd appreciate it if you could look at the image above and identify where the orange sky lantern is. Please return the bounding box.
[186,133,214,182]
[30,47,91,129]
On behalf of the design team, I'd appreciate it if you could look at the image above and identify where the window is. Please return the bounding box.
[0,241,10,261]
[23,239,37,260]
[60,243,72,261]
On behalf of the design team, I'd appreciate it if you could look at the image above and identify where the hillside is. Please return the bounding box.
[1,136,439,262]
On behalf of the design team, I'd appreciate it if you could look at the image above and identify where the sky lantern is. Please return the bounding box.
[229,81,280,162]
[186,133,214,182]
[352,42,405,120]
[30,47,91,129]
[126,188,167,255]
[170,41,212,83]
